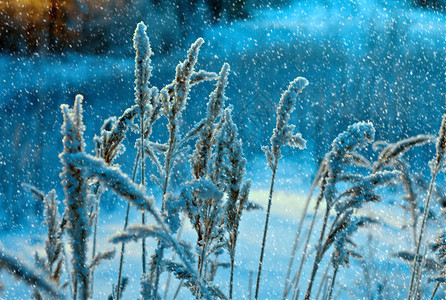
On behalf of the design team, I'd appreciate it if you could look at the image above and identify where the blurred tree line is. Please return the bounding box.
[1,0,111,54]
[1,0,444,56]
[415,0,446,9]
[0,0,274,55]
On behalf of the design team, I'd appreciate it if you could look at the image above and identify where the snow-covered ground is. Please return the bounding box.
[1,153,445,299]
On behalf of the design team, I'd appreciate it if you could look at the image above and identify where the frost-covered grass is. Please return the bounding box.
[1,182,444,299]
[2,5,446,299]
[1,187,310,299]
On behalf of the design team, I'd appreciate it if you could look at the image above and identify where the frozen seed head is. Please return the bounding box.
[324,122,375,206]
[109,224,167,245]
[191,64,230,179]
[133,22,152,62]
[374,135,434,172]
[89,249,116,269]
[43,190,59,233]
[430,229,446,266]
[190,70,218,84]
[270,77,308,155]
[331,215,360,268]
[292,77,310,91]
[367,170,401,186]
[74,95,84,124]
[60,94,86,154]
[171,38,204,118]
[434,114,446,171]
[329,121,375,171]
[64,152,155,213]
[207,63,230,122]
[186,38,204,67]
[59,95,90,300]
[97,105,138,164]
[335,170,400,212]
[289,133,306,149]
[176,37,204,83]
[133,22,153,108]
[332,121,375,155]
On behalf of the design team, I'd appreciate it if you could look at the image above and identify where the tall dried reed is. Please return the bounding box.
[0,248,63,299]
[428,229,446,300]
[282,160,326,299]
[59,94,90,300]
[303,121,376,299]
[408,115,446,300]
[255,77,308,299]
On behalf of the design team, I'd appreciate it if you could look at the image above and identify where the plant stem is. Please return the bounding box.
[396,160,418,248]
[359,251,372,300]
[304,201,331,300]
[229,253,235,300]
[229,224,240,300]
[73,276,77,300]
[152,119,176,298]
[288,174,327,298]
[429,282,440,300]
[289,202,320,298]
[282,165,323,299]
[140,107,147,275]
[172,279,184,300]
[315,260,331,300]
[248,271,253,300]
[116,152,140,300]
[163,220,185,300]
[254,158,278,299]
[197,218,211,300]
[407,169,438,300]
[61,243,73,298]
[149,204,210,297]
[199,240,207,278]
[327,264,339,300]
[90,183,101,298]
[413,246,428,299]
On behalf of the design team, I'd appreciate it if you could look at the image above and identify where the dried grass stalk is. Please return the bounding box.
[59,94,90,300]
[374,135,434,172]
[408,115,446,300]
[0,249,63,299]
[255,77,308,299]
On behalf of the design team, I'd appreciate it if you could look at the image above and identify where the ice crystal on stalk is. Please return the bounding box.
[63,152,155,212]
[330,212,358,268]
[59,94,90,300]
[262,77,308,168]
[163,193,183,234]
[325,121,375,206]
[134,22,153,110]
[271,77,308,151]
[95,105,138,164]
[191,63,229,179]
[335,170,400,212]
[429,229,446,283]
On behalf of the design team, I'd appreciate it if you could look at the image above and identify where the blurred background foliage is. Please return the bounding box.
[1,0,445,55]
[1,0,446,228]
[0,0,286,54]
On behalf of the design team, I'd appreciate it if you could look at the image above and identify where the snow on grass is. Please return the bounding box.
[3,178,440,299]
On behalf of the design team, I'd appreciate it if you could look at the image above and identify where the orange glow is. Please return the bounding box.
[1,0,51,22]
[0,0,111,23]
[0,0,122,52]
